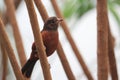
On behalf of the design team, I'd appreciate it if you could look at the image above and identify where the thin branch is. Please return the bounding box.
[34,0,76,79]
[4,0,27,67]
[0,17,24,80]
[108,25,118,80]
[1,12,8,25]
[57,42,76,80]
[1,43,8,80]
[51,0,93,80]
[97,0,109,80]
[34,0,49,22]
[24,0,52,80]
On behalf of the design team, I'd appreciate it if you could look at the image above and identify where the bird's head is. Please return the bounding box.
[43,17,63,31]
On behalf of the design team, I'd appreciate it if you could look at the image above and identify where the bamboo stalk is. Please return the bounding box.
[2,0,21,25]
[4,0,27,67]
[108,26,118,80]
[34,0,76,79]
[1,43,8,80]
[97,0,109,80]
[0,17,24,80]
[51,0,93,80]
[57,42,76,80]
[24,0,52,80]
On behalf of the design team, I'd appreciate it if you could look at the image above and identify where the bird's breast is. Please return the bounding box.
[42,30,58,56]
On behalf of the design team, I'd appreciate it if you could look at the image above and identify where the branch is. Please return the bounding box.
[0,17,24,80]
[4,0,27,67]
[51,0,93,80]
[34,0,49,22]
[1,43,8,80]
[97,0,109,79]
[57,42,76,80]
[108,23,118,80]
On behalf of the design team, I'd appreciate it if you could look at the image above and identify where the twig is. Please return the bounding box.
[51,0,93,80]
[108,24,118,80]
[34,0,75,79]
[0,17,24,80]
[34,0,49,22]
[4,0,27,67]
[97,0,109,80]
[1,12,8,25]
[57,42,76,80]
[1,43,8,80]
[24,0,52,80]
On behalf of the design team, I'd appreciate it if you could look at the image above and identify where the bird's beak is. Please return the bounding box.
[57,18,63,23]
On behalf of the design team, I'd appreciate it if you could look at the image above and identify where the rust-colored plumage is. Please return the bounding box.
[21,17,63,78]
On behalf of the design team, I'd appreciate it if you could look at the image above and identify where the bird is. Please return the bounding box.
[21,17,63,78]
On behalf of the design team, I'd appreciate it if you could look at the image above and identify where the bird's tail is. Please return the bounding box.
[21,59,37,78]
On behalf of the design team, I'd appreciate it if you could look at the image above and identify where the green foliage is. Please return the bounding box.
[112,0,120,5]
[108,0,120,27]
[76,0,94,17]
[63,0,94,18]
[62,0,120,28]
[62,1,77,18]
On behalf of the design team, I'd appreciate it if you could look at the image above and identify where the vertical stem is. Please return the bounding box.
[1,12,8,25]
[51,0,93,80]
[97,0,108,80]
[34,0,75,79]
[4,0,27,67]
[0,17,24,80]
[108,27,118,80]
[24,0,52,80]
[1,43,8,80]
[34,0,49,22]
[57,42,76,80]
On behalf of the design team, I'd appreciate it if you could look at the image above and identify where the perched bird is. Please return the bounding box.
[21,17,63,78]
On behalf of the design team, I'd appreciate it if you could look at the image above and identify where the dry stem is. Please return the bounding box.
[97,0,109,79]
[51,0,93,80]
[1,43,8,80]
[0,17,24,80]
[108,25,118,80]
[4,0,27,67]
[57,42,76,80]
[34,0,49,22]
